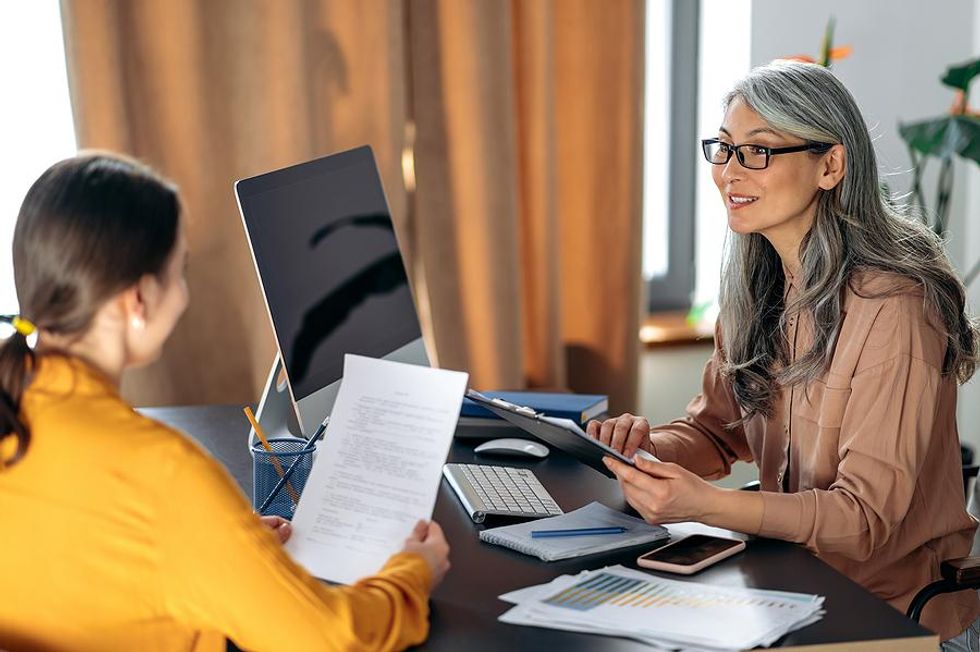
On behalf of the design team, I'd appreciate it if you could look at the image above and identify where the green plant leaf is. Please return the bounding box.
[899,115,980,165]
[900,117,953,157]
[941,57,980,92]
[819,17,835,68]
[950,116,980,165]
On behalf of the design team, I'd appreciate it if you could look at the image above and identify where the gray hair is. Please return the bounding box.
[718,61,978,422]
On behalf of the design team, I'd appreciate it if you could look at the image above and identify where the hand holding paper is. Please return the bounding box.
[284,355,468,584]
[401,520,451,586]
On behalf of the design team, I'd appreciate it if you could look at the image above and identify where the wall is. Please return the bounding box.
[963,4,980,461]
[637,342,757,488]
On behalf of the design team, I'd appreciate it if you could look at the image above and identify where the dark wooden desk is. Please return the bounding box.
[142,405,937,651]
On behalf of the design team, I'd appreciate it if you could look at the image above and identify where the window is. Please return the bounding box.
[694,0,751,310]
[643,0,753,315]
[0,3,76,315]
[643,0,698,312]
[642,0,672,282]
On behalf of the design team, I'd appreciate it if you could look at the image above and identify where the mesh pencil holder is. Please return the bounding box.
[251,437,317,519]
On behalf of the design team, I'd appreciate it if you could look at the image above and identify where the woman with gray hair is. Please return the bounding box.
[589,61,980,647]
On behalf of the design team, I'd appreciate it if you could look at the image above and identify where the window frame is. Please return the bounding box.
[645,0,699,313]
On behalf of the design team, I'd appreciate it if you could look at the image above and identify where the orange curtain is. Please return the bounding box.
[60,0,409,405]
[554,0,644,413]
[60,0,644,413]
[409,0,644,411]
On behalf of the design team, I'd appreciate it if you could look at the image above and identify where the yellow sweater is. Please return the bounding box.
[0,355,432,651]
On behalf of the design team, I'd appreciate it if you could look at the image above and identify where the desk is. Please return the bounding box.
[142,405,938,651]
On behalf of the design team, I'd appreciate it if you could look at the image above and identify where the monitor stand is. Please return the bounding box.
[247,337,429,452]
[248,355,306,452]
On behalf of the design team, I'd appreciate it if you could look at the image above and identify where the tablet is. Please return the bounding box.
[465,390,645,478]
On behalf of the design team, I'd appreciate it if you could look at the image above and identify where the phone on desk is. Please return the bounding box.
[636,534,746,575]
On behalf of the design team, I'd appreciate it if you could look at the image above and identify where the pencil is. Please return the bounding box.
[244,406,301,505]
[257,419,327,514]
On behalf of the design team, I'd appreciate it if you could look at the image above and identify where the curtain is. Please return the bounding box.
[60,0,409,406]
[60,0,644,413]
[410,0,644,411]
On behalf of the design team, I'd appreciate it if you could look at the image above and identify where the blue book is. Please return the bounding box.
[460,391,608,425]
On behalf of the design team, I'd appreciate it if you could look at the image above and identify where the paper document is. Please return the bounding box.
[284,354,468,584]
[498,565,824,650]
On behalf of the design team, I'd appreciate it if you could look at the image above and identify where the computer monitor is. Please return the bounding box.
[235,145,429,437]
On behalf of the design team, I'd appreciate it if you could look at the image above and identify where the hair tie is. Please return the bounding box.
[12,317,36,336]
[3,316,36,337]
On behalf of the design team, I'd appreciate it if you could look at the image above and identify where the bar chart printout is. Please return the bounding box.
[500,566,825,650]
[543,571,795,612]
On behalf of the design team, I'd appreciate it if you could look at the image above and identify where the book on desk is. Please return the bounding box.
[456,391,608,439]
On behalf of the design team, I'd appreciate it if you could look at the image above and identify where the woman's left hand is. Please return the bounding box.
[602,455,718,524]
[259,514,293,544]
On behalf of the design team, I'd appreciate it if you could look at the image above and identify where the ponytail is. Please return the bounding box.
[2,153,180,470]
[0,316,36,468]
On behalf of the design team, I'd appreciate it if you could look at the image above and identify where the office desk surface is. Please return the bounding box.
[142,405,937,651]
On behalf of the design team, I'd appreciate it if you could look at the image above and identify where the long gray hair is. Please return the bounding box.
[718,61,979,421]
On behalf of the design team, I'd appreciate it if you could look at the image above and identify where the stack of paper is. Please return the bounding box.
[499,565,824,651]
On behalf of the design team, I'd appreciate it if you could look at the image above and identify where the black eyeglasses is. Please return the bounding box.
[701,138,832,170]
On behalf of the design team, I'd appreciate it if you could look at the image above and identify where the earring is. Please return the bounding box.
[131,316,145,331]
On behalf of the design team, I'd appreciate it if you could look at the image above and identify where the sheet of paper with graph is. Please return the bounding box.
[498,564,824,650]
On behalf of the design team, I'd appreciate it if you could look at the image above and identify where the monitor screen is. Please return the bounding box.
[236,146,422,403]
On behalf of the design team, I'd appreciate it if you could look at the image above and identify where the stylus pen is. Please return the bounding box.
[530,526,628,538]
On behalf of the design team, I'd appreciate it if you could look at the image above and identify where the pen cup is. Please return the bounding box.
[251,437,317,519]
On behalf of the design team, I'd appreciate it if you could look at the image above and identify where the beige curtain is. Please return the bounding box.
[60,0,644,413]
[60,0,409,406]
[410,0,644,411]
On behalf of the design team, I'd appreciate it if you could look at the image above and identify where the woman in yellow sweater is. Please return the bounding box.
[0,153,450,651]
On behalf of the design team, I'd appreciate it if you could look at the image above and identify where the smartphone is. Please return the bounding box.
[636,534,746,574]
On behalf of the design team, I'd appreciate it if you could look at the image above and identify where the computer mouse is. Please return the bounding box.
[474,438,550,459]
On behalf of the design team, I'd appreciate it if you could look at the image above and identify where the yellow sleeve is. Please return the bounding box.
[155,437,432,652]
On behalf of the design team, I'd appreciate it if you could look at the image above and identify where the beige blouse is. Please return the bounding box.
[649,270,980,640]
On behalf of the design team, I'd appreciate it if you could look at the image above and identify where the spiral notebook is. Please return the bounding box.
[479,502,669,562]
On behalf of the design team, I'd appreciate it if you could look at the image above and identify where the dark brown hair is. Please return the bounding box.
[0,153,180,467]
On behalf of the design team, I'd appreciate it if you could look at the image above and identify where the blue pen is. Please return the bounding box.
[530,526,628,538]
[257,418,328,513]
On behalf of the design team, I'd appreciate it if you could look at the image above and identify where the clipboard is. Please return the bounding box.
[466,390,639,478]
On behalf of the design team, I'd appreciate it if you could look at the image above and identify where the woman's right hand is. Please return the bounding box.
[401,520,450,587]
[586,413,653,459]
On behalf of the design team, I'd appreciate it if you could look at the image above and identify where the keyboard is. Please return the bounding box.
[443,463,563,523]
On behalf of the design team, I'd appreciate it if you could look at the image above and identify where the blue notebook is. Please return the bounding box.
[460,391,608,425]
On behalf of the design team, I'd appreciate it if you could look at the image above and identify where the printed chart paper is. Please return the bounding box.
[499,565,824,650]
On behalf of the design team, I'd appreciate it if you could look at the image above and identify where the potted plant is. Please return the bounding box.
[899,58,980,284]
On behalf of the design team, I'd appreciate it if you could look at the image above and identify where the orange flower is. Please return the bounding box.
[780,47,851,66]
